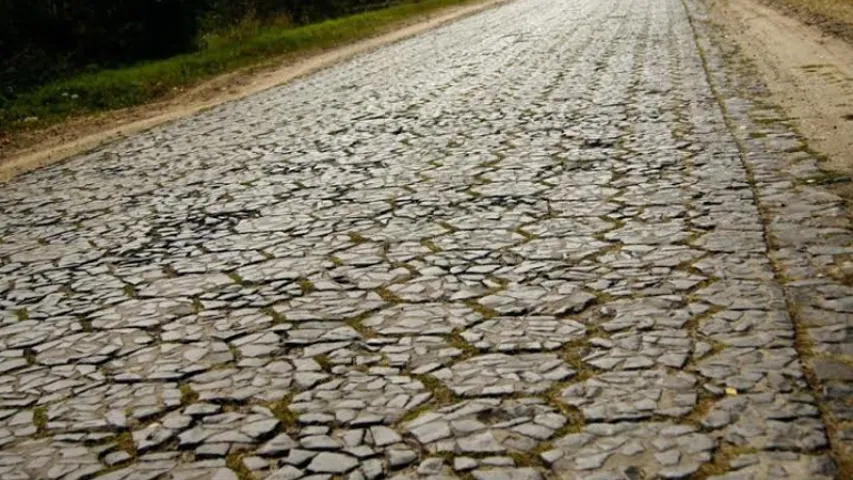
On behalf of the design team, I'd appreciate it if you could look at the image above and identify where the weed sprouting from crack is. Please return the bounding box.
[115,431,138,458]
[682,393,718,428]
[558,341,600,384]
[191,297,204,314]
[344,310,380,338]
[226,451,256,480]
[313,354,333,373]
[597,214,626,233]
[269,395,299,434]
[682,304,725,335]
[374,287,404,305]
[348,232,368,244]
[677,229,705,247]
[463,187,482,199]
[419,238,441,253]
[435,220,458,233]
[78,316,93,333]
[162,265,179,278]
[463,300,498,320]
[673,254,709,277]
[179,384,199,405]
[32,406,48,437]
[395,403,433,426]
[589,242,624,263]
[506,450,546,468]
[261,306,287,325]
[445,331,479,361]
[588,289,615,308]
[23,348,36,365]
[227,342,241,362]
[683,276,722,302]
[13,307,29,321]
[513,227,537,241]
[227,272,247,286]
[297,278,315,295]
[692,444,759,479]
[122,284,138,298]
[415,374,457,407]
[394,374,460,427]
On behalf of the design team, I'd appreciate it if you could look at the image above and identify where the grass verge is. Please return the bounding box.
[0,0,477,133]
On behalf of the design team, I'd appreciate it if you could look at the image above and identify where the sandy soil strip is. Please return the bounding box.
[711,0,853,178]
[0,0,509,183]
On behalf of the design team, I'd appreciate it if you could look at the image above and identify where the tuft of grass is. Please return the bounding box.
[32,406,48,436]
[0,0,481,133]
[179,384,200,405]
[269,396,299,433]
[348,232,369,244]
[414,374,457,406]
[192,297,204,314]
[226,452,256,480]
[261,306,286,322]
[297,278,316,295]
[115,431,139,458]
[23,348,37,365]
[419,239,442,253]
[313,354,333,373]
[693,444,758,479]
[227,272,247,286]
[374,286,404,304]
[13,308,29,321]
[446,331,479,360]
[463,300,498,320]
[344,310,380,338]
[78,316,94,333]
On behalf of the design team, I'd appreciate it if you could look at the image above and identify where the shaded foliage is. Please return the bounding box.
[0,0,397,101]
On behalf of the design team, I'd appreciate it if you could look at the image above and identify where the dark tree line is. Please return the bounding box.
[0,0,397,100]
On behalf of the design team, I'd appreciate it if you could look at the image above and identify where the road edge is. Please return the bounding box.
[0,0,511,183]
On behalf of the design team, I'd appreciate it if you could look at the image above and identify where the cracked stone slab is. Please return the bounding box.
[431,353,575,397]
[701,392,827,451]
[560,370,698,421]
[542,422,715,479]
[289,370,431,426]
[103,341,233,382]
[46,382,182,432]
[706,451,835,480]
[460,316,586,352]
[189,360,298,403]
[361,303,483,336]
[404,398,568,454]
[272,291,387,322]
[477,283,596,316]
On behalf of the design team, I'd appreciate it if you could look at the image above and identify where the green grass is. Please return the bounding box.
[0,0,477,133]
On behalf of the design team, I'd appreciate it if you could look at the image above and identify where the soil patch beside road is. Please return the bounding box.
[760,0,853,45]
[710,0,853,201]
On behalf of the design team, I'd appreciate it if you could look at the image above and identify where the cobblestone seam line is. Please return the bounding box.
[682,0,853,476]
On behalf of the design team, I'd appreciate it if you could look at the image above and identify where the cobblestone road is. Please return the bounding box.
[2,0,852,478]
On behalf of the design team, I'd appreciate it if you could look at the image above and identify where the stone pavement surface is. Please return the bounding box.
[1,0,852,478]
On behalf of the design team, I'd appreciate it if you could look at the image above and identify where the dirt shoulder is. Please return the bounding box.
[0,0,508,183]
[759,0,853,45]
[710,0,853,195]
